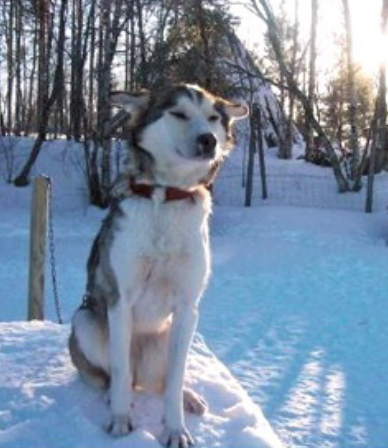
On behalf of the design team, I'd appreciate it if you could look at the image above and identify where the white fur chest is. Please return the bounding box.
[109,194,212,334]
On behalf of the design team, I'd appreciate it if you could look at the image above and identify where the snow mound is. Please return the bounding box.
[0,321,283,448]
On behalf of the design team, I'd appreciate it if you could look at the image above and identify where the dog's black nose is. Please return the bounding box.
[196,133,217,158]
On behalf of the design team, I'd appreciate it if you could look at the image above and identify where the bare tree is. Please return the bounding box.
[305,0,318,156]
[248,0,350,192]
[5,0,15,134]
[365,0,388,212]
[14,0,68,186]
[84,0,133,207]
[375,0,388,172]
[342,0,361,190]
[69,0,85,141]
[281,0,299,159]
[14,0,24,136]
[195,0,214,90]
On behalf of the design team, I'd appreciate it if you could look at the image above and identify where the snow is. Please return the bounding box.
[204,206,388,448]
[0,321,280,448]
[1,138,388,447]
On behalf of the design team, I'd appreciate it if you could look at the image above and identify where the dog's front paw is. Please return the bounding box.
[105,414,133,437]
[160,427,194,448]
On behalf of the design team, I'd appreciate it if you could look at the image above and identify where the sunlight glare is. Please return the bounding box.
[351,0,383,73]
[231,0,385,75]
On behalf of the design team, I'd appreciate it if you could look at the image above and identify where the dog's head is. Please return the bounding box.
[111,84,248,189]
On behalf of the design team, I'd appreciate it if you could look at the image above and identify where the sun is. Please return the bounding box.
[351,0,384,73]
[304,0,383,75]
[230,0,385,75]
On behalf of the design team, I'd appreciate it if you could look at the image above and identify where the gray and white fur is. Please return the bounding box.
[69,84,248,448]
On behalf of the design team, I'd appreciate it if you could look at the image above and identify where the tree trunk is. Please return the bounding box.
[36,0,49,132]
[129,2,136,90]
[245,106,257,207]
[70,0,84,140]
[342,0,361,190]
[365,0,388,211]
[305,0,318,156]
[196,0,213,90]
[25,20,39,136]
[376,0,388,171]
[87,1,97,135]
[136,0,148,88]
[14,0,68,186]
[256,106,268,199]
[84,0,132,207]
[282,0,299,159]
[14,0,23,136]
[95,0,114,206]
[250,0,350,192]
[6,0,15,134]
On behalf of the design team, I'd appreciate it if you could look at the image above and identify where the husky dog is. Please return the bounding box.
[69,84,248,447]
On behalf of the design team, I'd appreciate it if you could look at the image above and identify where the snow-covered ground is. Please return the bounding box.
[206,206,388,448]
[0,321,281,448]
[1,138,388,447]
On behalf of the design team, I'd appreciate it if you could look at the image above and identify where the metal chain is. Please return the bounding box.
[47,177,63,324]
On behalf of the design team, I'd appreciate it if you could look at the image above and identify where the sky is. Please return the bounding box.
[231,0,383,76]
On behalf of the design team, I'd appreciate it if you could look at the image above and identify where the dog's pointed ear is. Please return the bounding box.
[223,101,249,121]
[110,91,150,120]
[108,91,150,132]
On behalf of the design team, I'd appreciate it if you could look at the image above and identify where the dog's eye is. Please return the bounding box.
[170,111,188,120]
[208,115,219,122]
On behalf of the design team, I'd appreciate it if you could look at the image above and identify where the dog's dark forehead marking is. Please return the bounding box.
[187,87,205,104]
[164,85,207,107]
[140,86,210,125]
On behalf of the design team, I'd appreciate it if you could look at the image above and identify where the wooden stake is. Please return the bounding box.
[256,106,268,200]
[245,104,257,207]
[28,176,49,321]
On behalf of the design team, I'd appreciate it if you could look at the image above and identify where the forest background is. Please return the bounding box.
[0,0,387,207]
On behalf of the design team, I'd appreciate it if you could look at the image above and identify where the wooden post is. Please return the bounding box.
[28,176,49,320]
[244,106,257,207]
[256,106,268,200]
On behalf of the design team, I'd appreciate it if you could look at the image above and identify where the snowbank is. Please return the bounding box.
[0,321,283,448]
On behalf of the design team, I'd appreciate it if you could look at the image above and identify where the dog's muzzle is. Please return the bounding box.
[196,133,217,159]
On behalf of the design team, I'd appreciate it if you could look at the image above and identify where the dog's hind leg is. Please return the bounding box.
[69,308,110,389]
[183,388,207,416]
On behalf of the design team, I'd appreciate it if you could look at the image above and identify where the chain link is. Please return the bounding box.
[46,177,63,324]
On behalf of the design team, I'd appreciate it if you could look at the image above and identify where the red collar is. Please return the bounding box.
[130,179,197,202]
